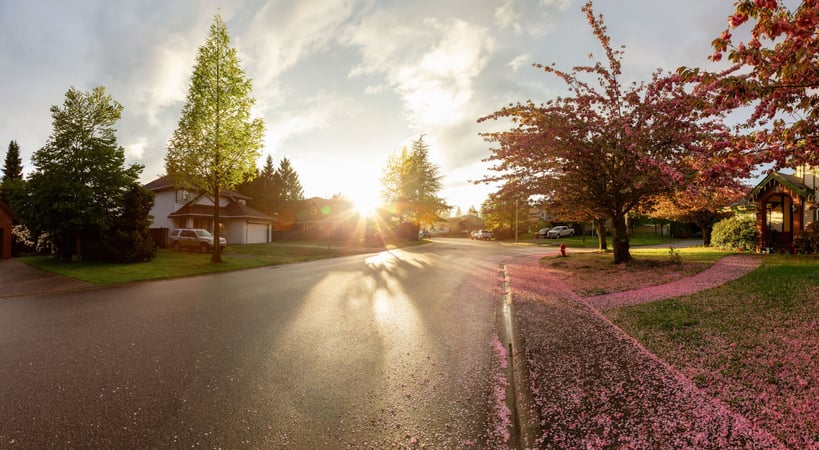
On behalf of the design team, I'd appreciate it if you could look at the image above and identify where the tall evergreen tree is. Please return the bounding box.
[166,14,265,263]
[237,154,278,215]
[255,154,278,214]
[2,140,23,183]
[277,157,304,202]
[381,135,449,231]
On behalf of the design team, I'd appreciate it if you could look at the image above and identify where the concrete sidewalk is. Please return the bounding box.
[0,259,92,298]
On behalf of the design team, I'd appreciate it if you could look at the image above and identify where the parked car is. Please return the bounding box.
[536,227,550,239]
[169,228,227,253]
[471,229,493,240]
[545,226,575,239]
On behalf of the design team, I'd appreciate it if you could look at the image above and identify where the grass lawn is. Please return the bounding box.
[528,231,681,248]
[543,246,728,296]
[605,254,819,448]
[21,240,413,285]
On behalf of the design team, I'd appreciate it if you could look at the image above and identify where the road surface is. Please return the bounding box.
[0,238,552,448]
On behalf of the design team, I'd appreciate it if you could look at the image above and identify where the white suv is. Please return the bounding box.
[546,226,575,239]
[169,228,227,253]
[470,229,493,240]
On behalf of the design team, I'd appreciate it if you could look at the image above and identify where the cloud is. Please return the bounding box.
[242,0,360,89]
[345,12,495,130]
[124,138,147,160]
[508,53,533,72]
[494,0,572,36]
[265,91,359,151]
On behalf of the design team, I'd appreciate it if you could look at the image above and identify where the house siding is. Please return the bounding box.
[145,176,275,245]
[0,204,12,259]
[150,191,177,230]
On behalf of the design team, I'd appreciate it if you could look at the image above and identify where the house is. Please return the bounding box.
[749,166,818,251]
[276,197,365,241]
[0,198,13,259]
[144,175,276,245]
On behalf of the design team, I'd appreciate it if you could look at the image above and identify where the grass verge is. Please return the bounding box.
[20,241,415,284]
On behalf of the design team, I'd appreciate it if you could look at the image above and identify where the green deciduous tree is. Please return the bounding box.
[10,86,142,260]
[480,182,528,239]
[381,135,449,236]
[166,14,265,263]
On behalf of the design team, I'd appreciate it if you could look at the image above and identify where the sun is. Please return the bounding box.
[351,191,381,217]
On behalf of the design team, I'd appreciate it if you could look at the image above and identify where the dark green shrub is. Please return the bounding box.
[711,215,756,251]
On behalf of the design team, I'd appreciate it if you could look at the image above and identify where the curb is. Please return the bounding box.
[498,263,540,448]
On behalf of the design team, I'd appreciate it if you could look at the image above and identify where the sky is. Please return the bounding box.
[0,0,738,214]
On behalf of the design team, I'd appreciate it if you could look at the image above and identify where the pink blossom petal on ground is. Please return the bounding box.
[506,254,782,448]
[585,255,761,310]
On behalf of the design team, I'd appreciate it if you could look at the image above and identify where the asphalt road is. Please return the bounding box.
[0,238,551,448]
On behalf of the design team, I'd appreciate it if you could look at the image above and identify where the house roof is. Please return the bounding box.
[144,175,175,192]
[749,172,814,199]
[144,175,250,200]
[169,201,276,222]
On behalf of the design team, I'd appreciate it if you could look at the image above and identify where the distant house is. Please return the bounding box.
[749,166,818,251]
[0,199,12,259]
[276,197,366,241]
[144,175,276,245]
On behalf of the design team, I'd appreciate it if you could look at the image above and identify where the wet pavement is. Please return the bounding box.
[0,259,92,298]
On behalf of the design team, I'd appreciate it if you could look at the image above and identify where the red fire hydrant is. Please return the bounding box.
[560,243,567,257]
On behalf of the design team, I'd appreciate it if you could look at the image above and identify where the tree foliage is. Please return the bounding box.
[480,182,528,238]
[166,14,265,263]
[647,183,748,246]
[276,157,304,202]
[7,86,142,260]
[381,135,449,231]
[1,140,24,206]
[102,183,156,262]
[237,154,277,215]
[2,140,23,183]
[696,0,819,169]
[479,2,730,263]
[236,155,304,216]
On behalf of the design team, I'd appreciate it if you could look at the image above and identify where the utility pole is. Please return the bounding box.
[515,198,519,244]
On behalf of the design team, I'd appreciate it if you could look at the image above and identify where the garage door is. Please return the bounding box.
[247,223,269,244]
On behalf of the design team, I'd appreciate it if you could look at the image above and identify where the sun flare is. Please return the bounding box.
[352,192,381,217]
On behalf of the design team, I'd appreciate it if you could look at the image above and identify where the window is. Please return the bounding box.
[176,189,193,204]
[766,194,792,233]
[193,218,211,230]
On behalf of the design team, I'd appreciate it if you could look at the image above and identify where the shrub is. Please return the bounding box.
[796,222,819,254]
[711,215,756,251]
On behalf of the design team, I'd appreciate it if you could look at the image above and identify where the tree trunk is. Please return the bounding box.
[612,213,631,264]
[74,233,83,261]
[211,184,223,263]
[595,218,608,251]
[697,220,712,247]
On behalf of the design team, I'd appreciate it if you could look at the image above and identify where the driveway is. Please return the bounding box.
[0,259,92,298]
